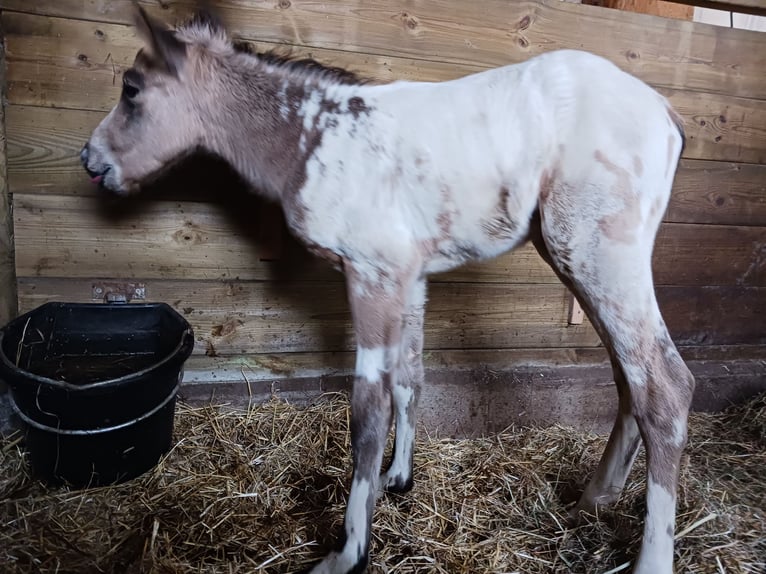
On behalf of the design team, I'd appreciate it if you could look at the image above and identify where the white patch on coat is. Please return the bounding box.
[310,477,372,574]
[355,347,386,382]
[671,417,687,447]
[293,50,681,286]
[382,383,415,488]
[277,80,290,120]
[634,479,677,574]
[297,89,323,152]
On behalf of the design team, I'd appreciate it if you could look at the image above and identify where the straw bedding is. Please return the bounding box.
[1,392,764,573]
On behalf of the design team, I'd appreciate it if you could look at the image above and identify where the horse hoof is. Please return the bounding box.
[381,474,413,494]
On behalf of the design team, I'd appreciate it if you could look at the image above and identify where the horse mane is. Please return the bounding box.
[176,11,368,86]
[237,41,368,86]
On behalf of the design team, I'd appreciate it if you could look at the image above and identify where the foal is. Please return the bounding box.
[81,9,694,574]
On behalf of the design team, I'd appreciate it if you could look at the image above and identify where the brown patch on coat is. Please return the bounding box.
[305,242,344,270]
[623,331,695,492]
[594,150,641,244]
[481,185,517,240]
[538,168,553,202]
[350,370,393,474]
[347,96,370,119]
[345,262,413,349]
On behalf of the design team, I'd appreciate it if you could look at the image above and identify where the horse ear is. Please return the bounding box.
[133,5,186,76]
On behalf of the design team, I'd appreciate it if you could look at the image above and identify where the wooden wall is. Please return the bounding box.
[0,0,764,431]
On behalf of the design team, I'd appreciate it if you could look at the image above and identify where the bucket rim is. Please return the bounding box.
[0,302,194,392]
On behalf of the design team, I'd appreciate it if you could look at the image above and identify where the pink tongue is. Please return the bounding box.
[90,175,103,184]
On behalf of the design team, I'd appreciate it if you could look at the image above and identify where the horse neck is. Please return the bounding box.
[200,62,359,204]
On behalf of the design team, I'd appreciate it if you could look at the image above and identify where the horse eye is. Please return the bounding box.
[123,80,140,99]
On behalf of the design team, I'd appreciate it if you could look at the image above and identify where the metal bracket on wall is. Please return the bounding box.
[92,282,146,303]
[568,293,584,325]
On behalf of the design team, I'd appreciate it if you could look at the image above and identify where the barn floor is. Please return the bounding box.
[1,393,764,574]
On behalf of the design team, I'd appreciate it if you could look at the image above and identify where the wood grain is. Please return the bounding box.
[2,12,477,112]
[658,87,766,165]
[12,193,766,286]
[659,285,766,346]
[16,278,602,354]
[668,160,766,226]
[1,0,764,100]
[4,13,766,164]
[16,278,765,355]
[0,38,16,326]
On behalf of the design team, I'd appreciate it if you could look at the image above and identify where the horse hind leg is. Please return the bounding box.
[535,168,694,573]
[381,278,426,494]
[530,218,642,514]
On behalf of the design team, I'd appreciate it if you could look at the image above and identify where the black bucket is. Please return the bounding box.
[0,302,194,487]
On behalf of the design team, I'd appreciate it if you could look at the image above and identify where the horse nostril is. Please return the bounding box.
[80,143,90,166]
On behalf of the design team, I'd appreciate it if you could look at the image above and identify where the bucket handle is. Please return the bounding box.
[9,384,180,436]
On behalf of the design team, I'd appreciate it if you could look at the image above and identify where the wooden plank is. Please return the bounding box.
[0,31,16,325]
[653,223,766,287]
[15,278,602,354]
[1,0,764,100]
[1,12,478,113]
[16,278,766,354]
[4,13,766,163]
[13,193,766,286]
[668,160,766,226]
[660,285,766,345]
[658,87,766,165]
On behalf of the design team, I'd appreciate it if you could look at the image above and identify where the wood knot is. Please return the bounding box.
[699,119,706,126]
[278,0,291,9]
[517,36,529,49]
[173,222,204,245]
[399,12,419,31]
[518,15,531,30]
[718,115,727,124]
[714,135,722,142]
[94,29,105,39]
[715,196,726,207]
[77,53,88,62]
[626,50,639,61]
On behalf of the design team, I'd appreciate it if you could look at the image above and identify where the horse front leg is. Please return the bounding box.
[310,266,412,574]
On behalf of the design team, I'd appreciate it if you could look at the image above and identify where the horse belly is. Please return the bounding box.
[421,180,537,275]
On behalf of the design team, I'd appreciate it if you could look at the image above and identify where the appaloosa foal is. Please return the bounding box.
[81,9,694,574]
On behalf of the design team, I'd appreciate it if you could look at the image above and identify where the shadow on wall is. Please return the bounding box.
[93,152,349,355]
